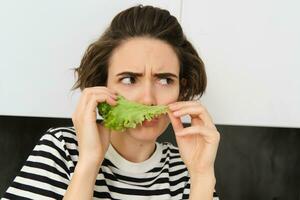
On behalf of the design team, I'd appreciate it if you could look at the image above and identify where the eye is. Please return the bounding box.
[158,77,174,85]
[120,76,136,85]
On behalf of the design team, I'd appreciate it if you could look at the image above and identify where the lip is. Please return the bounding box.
[142,118,159,126]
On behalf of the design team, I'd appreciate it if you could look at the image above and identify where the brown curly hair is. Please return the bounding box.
[71,4,207,101]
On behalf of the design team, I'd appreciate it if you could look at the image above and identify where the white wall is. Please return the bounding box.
[0,0,181,119]
[1,0,299,128]
[181,0,300,128]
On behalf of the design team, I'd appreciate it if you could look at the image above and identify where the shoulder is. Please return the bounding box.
[43,126,78,147]
[160,141,180,156]
[46,126,77,141]
[39,126,79,160]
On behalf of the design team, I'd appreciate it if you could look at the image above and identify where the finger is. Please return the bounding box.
[85,94,117,120]
[176,125,220,143]
[78,89,117,114]
[172,106,204,118]
[168,101,200,111]
[172,105,215,129]
[81,87,118,106]
[167,110,184,132]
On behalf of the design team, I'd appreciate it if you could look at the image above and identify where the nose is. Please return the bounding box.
[140,81,156,106]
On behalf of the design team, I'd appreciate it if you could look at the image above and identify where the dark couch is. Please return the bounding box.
[1,115,300,200]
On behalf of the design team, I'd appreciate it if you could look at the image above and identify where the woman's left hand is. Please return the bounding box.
[167,101,220,176]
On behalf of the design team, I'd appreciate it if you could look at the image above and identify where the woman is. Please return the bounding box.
[3,5,220,200]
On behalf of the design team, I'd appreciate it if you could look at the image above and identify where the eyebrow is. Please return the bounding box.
[116,71,178,78]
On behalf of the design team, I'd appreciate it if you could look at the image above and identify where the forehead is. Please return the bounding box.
[108,37,180,74]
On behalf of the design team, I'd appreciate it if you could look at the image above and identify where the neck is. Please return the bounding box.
[110,130,156,163]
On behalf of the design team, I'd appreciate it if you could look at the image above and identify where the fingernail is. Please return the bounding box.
[173,111,180,116]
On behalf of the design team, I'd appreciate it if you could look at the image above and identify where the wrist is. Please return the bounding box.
[189,168,216,185]
[189,166,215,177]
[188,172,216,200]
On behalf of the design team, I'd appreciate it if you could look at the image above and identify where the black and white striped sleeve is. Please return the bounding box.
[2,128,73,200]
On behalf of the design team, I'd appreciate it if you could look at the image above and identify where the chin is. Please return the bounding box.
[128,119,169,142]
[127,126,159,142]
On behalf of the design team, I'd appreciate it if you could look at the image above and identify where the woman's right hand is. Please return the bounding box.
[71,86,118,167]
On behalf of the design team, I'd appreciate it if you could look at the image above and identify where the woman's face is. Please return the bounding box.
[106,37,180,142]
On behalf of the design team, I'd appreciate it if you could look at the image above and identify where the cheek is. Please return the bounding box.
[159,88,179,105]
[169,82,180,101]
[106,77,125,96]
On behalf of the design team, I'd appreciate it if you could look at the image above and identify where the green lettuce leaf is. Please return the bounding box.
[97,95,168,131]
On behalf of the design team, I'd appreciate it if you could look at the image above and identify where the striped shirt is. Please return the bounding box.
[2,126,219,199]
